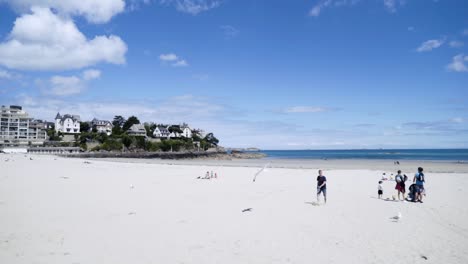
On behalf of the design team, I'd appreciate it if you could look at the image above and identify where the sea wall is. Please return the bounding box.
[60,151,267,160]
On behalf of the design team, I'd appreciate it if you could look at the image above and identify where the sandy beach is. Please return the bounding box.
[1,154,468,264]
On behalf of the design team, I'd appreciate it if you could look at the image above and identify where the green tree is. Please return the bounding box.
[168,125,182,134]
[73,134,79,147]
[80,122,90,132]
[121,134,133,149]
[79,132,89,144]
[204,133,219,146]
[97,132,108,144]
[80,143,87,151]
[112,126,123,135]
[135,136,146,149]
[160,140,172,152]
[47,128,61,141]
[112,116,126,135]
[123,116,140,131]
[144,122,154,137]
[200,140,209,151]
[148,141,161,152]
[112,115,126,128]
[101,139,123,151]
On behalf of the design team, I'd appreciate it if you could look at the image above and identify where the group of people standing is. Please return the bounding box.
[316,167,426,205]
[378,167,426,203]
[197,171,218,179]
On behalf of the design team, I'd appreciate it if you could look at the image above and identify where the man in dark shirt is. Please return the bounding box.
[317,170,327,204]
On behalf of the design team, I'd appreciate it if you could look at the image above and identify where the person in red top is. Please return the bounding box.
[317,170,327,204]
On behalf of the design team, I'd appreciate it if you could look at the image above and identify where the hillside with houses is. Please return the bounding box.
[1,105,219,154]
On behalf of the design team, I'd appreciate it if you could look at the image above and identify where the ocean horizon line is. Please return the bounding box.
[251,149,468,161]
[250,148,468,151]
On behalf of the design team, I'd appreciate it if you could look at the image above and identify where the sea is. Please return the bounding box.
[256,149,468,161]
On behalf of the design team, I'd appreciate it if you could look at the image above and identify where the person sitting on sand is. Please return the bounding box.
[317,170,327,204]
[395,170,406,200]
[378,181,383,199]
[413,167,425,203]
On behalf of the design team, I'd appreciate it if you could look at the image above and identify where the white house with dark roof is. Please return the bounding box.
[180,124,192,138]
[55,113,80,134]
[91,118,113,135]
[127,124,147,137]
[153,126,170,138]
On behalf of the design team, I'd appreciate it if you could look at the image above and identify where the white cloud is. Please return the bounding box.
[283,106,329,113]
[127,0,152,11]
[447,54,468,73]
[159,53,188,67]
[0,69,22,80]
[451,117,464,124]
[13,94,225,124]
[48,75,84,96]
[449,41,464,48]
[220,25,239,39]
[82,69,101,80]
[39,69,102,96]
[383,0,396,12]
[383,0,406,13]
[159,53,179,61]
[161,0,221,15]
[416,38,445,52]
[1,0,125,23]
[0,7,127,71]
[463,29,468,36]
[309,0,402,17]
[0,69,13,79]
[309,0,332,17]
[407,26,415,31]
[172,59,188,67]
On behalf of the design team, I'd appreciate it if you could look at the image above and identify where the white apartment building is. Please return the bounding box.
[0,105,47,146]
[55,113,81,134]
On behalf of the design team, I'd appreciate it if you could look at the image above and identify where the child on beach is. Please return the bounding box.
[378,181,383,199]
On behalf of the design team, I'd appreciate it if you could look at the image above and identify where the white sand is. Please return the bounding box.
[1,154,468,263]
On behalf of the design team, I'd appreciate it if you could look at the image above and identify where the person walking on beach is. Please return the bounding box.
[395,170,406,200]
[378,181,383,199]
[413,167,425,203]
[317,170,327,204]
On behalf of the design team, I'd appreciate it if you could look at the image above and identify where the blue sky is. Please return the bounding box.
[0,0,467,149]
